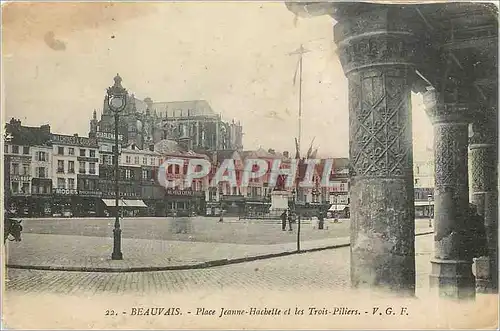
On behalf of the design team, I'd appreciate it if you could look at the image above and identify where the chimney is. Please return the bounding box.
[73,133,78,137]
[40,124,51,133]
[283,151,289,158]
[149,144,155,152]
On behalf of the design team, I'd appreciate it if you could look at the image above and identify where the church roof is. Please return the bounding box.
[153,139,182,154]
[134,99,217,118]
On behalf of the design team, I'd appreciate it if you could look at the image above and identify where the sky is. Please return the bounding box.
[2,2,434,160]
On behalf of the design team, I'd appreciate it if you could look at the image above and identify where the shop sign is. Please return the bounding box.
[53,188,78,195]
[96,131,123,141]
[165,189,204,197]
[106,191,139,197]
[79,190,103,198]
[51,134,98,147]
[11,175,31,182]
[77,156,99,162]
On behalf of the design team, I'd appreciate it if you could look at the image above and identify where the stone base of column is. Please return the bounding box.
[474,256,496,293]
[429,259,476,299]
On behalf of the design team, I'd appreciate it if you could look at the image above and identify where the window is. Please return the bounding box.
[80,149,86,157]
[57,178,65,189]
[68,178,75,190]
[415,178,420,185]
[36,151,47,161]
[79,161,86,174]
[4,145,8,154]
[68,161,75,173]
[415,166,420,174]
[21,182,30,193]
[36,167,45,178]
[340,183,346,192]
[90,150,96,157]
[103,155,112,165]
[126,156,131,164]
[89,162,96,174]
[134,156,139,164]
[12,145,19,154]
[23,146,29,154]
[142,157,147,165]
[58,147,64,155]
[22,164,29,176]
[150,158,154,166]
[68,148,75,156]
[12,163,19,175]
[11,182,19,193]
[125,169,131,179]
[142,169,148,180]
[57,160,64,173]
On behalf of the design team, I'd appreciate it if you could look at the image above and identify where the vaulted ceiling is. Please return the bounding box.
[286,2,498,107]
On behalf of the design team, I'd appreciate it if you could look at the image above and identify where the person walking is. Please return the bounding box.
[280,210,288,231]
[288,210,293,231]
[317,210,325,230]
[219,209,225,223]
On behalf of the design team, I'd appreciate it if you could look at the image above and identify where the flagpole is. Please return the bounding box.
[298,46,303,153]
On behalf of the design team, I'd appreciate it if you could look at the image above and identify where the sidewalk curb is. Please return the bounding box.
[6,231,433,273]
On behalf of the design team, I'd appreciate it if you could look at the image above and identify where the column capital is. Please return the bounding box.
[333,5,419,76]
[423,89,475,124]
[469,107,498,148]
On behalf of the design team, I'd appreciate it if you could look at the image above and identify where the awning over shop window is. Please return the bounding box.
[102,199,147,207]
[328,204,348,211]
[124,200,148,208]
[415,201,434,206]
[102,199,128,207]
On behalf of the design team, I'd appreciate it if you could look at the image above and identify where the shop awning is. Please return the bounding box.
[102,199,128,207]
[124,200,148,208]
[329,204,348,211]
[415,201,434,206]
[101,199,147,207]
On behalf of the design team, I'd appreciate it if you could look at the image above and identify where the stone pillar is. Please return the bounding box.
[333,4,417,295]
[469,109,498,293]
[424,91,475,299]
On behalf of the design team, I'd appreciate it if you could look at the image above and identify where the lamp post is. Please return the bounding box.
[219,186,224,223]
[107,74,127,260]
[427,194,433,228]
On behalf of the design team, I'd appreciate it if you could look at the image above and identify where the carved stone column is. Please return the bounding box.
[333,4,417,295]
[469,108,498,293]
[424,90,475,299]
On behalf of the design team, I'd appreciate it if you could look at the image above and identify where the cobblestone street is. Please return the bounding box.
[7,234,496,330]
[6,217,433,270]
[5,235,433,295]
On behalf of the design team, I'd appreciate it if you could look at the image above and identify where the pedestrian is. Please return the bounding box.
[280,210,287,231]
[288,211,293,231]
[318,210,325,230]
[219,209,224,223]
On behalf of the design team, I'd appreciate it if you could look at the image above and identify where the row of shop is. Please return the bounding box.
[8,194,207,218]
[7,195,434,219]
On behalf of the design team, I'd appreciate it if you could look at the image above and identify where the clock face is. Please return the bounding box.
[110,97,124,110]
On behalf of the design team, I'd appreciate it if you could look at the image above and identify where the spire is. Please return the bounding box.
[93,109,97,120]
[113,73,123,87]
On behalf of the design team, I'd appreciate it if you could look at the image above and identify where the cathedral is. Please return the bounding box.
[89,75,244,153]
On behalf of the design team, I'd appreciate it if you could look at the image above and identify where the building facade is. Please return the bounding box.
[414,159,435,218]
[89,75,244,154]
[4,119,52,216]
[50,133,100,216]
